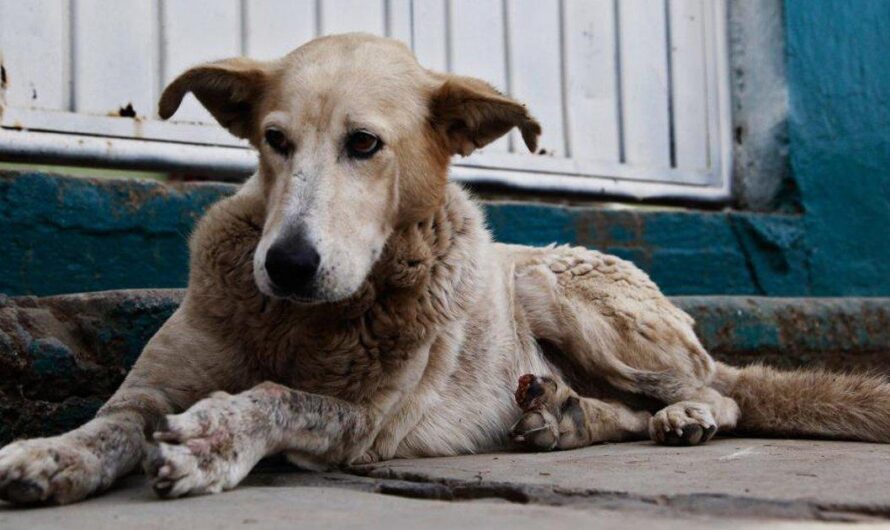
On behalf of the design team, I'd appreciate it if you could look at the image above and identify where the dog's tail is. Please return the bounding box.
[713,362,890,443]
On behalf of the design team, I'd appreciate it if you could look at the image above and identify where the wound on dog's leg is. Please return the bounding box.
[257,382,373,462]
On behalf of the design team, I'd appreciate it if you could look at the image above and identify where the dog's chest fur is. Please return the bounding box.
[185,183,488,404]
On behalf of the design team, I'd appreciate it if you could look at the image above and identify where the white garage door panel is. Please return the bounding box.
[320,0,386,36]
[244,0,316,60]
[618,0,671,168]
[0,0,732,201]
[0,0,69,111]
[160,0,242,124]
[387,0,413,45]
[669,0,709,171]
[411,0,447,72]
[73,0,157,117]
[563,0,620,163]
[506,0,565,157]
[448,0,509,153]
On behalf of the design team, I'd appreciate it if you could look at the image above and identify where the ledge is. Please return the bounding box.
[1,290,887,444]
[0,171,809,297]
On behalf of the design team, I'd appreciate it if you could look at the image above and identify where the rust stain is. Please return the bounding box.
[133,114,145,138]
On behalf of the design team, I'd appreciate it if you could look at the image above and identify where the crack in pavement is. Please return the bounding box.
[243,464,890,524]
[358,467,890,523]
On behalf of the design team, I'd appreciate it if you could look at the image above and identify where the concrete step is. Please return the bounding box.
[1,290,888,444]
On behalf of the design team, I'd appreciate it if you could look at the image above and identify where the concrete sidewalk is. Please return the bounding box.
[2,438,889,529]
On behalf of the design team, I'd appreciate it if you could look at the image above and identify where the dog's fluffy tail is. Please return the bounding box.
[715,362,890,443]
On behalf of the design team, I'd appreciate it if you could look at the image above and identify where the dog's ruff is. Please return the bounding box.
[2,33,890,505]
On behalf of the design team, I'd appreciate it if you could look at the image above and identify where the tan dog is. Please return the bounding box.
[2,33,889,505]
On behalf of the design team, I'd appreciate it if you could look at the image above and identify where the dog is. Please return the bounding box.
[1,33,889,505]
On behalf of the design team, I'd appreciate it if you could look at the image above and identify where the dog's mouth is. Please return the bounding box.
[285,293,325,305]
[263,281,359,307]
[264,285,323,305]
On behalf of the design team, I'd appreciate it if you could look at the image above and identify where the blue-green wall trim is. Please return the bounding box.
[0,171,810,297]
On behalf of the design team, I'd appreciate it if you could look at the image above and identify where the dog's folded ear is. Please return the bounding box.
[158,58,272,140]
[430,75,541,156]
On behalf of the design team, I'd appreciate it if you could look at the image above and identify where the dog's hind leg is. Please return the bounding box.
[510,373,650,450]
[509,244,890,445]
[507,244,738,446]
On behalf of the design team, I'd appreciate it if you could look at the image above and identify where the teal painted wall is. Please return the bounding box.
[0,171,810,297]
[785,0,890,295]
[0,173,227,296]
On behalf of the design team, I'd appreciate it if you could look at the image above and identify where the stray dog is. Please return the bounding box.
[2,33,889,505]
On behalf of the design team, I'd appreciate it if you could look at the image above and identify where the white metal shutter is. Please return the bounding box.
[0,0,731,201]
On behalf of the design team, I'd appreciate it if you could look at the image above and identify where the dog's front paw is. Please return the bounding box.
[649,401,718,446]
[0,437,103,505]
[145,392,265,499]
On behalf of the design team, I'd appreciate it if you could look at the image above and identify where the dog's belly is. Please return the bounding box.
[391,377,520,458]
[365,275,553,460]
[374,242,625,459]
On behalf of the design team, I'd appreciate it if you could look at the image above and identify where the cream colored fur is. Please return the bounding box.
[1,33,888,505]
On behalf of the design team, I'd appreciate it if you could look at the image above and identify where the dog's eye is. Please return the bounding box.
[264,128,292,156]
[346,130,382,159]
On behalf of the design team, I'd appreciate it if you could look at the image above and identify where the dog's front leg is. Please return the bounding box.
[0,388,172,505]
[147,382,371,498]
[0,310,249,506]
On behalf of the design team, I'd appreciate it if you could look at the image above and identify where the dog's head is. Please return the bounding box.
[160,33,539,303]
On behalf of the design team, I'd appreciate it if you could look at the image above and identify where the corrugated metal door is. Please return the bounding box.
[0,0,731,201]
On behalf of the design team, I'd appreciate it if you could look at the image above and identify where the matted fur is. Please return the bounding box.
[1,33,888,505]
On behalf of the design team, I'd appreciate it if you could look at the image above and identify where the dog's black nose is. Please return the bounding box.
[264,234,320,296]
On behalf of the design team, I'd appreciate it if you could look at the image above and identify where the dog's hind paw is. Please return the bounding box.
[510,374,575,451]
[649,401,718,446]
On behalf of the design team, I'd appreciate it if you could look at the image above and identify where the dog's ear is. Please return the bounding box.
[429,75,541,156]
[159,58,272,140]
